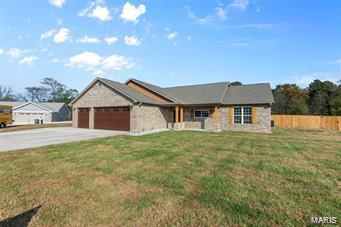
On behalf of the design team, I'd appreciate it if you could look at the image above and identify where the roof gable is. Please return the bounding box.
[125,78,178,103]
[15,102,52,112]
[71,77,164,106]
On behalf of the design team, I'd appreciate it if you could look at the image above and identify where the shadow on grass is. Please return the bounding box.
[0,205,41,227]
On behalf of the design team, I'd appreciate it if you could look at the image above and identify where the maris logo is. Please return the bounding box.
[311,216,337,224]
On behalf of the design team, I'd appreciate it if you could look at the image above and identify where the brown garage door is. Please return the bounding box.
[78,108,90,128]
[94,106,130,131]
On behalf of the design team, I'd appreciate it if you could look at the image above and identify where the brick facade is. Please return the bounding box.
[219,105,271,133]
[130,105,173,132]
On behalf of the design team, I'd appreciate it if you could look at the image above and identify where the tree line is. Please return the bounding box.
[0,77,78,104]
[272,79,341,116]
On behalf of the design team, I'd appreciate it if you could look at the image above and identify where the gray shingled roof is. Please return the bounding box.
[72,77,274,106]
[0,101,67,112]
[163,82,229,105]
[222,83,274,105]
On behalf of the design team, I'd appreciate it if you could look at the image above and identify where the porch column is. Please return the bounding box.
[214,106,220,131]
[175,106,179,123]
[180,107,184,123]
[214,106,219,124]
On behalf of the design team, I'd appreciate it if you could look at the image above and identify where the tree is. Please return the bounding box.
[230,81,242,86]
[0,86,16,101]
[54,88,78,104]
[41,77,66,102]
[329,85,341,115]
[308,80,336,115]
[272,84,309,114]
[25,86,48,102]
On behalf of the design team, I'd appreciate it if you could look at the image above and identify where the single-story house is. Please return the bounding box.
[0,101,71,125]
[71,77,274,133]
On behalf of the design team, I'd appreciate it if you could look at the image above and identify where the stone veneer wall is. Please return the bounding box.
[179,105,271,133]
[72,81,132,129]
[130,105,173,132]
[182,107,216,130]
[219,105,271,133]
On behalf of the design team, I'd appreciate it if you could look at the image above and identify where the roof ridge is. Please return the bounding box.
[231,82,270,87]
[164,81,229,89]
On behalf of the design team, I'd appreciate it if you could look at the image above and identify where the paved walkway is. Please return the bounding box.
[0,127,128,152]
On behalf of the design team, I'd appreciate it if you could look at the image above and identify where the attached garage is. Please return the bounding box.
[78,108,90,128]
[94,106,130,131]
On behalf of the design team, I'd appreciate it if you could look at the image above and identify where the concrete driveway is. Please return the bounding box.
[0,127,129,152]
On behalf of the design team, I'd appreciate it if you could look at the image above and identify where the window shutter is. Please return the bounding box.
[228,107,233,125]
[191,109,194,118]
[252,106,257,124]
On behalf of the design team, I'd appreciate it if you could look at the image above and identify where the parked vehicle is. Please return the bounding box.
[0,105,13,128]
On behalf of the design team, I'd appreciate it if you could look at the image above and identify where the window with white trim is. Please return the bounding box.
[234,107,252,124]
[194,110,209,118]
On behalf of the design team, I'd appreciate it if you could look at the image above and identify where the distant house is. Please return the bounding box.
[71,77,274,133]
[0,101,70,125]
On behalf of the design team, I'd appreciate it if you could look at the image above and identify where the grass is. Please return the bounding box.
[0,128,340,226]
[0,122,72,133]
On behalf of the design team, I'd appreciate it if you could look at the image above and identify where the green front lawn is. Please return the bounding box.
[0,129,340,225]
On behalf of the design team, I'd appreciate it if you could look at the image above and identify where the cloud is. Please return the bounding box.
[105,36,118,45]
[41,29,57,39]
[216,7,227,20]
[53,28,71,43]
[102,55,133,70]
[235,23,272,30]
[68,52,102,68]
[124,36,142,46]
[77,35,101,43]
[286,72,341,87]
[8,48,24,58]
[228,0,249,10]
[49,0,65,8]
[186,7,213,25]
[120,2,146,23]
[0,49,3,55]
[51,58,61,63]
[166,32,178,40]
[67,51,133,72]
[19,56,38,65]
[78,0,112,21]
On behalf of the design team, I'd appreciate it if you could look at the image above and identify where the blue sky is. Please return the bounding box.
[0,0,341,93]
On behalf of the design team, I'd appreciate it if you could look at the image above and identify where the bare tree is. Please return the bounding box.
[0,85,16,101]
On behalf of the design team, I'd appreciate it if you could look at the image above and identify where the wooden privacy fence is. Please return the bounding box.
[271,115,341,131]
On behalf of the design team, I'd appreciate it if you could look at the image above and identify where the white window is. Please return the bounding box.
[234,107,252,124]
[194,110,209,118]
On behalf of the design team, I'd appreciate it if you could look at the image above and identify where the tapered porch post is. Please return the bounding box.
[180,107,184,123]
[175,106,179,123]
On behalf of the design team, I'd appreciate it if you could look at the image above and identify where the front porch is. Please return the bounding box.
[170,106,221,131]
